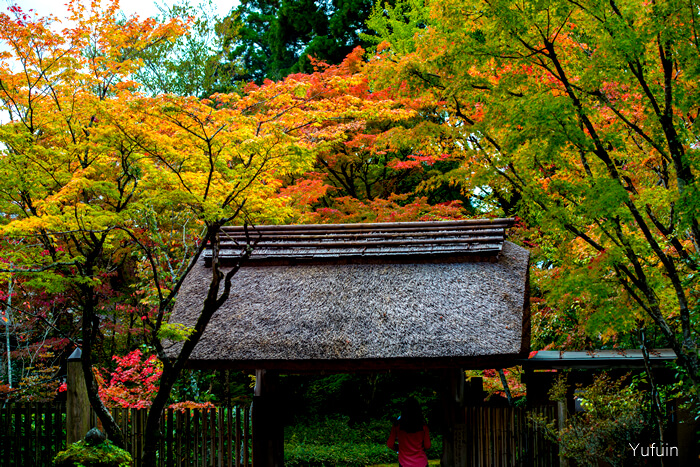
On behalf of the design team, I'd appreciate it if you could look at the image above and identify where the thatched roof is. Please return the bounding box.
[165,219,530,371]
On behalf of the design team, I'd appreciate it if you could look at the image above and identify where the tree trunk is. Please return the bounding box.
[141,223,252,464]
[80,277,125,448]
[3,274,12,388]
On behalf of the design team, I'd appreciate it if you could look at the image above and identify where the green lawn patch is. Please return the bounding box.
[284,415,442,466]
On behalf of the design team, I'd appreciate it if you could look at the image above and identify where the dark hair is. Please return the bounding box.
[399,397,425,433]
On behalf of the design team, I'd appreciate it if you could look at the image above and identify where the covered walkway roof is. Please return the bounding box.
[520,349,677,369]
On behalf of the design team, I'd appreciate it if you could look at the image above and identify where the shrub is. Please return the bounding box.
[53,440,132,467]
[530,373,647,467]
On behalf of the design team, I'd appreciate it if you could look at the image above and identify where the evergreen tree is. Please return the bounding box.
[212,0,381,87]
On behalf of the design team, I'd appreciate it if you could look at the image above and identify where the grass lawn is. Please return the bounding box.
[367,461,440,467]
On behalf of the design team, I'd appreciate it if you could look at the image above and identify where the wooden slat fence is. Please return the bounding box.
[1,403,251,467]
[452,405,558,467]
[0,403,66,467]
[107,405,252,467]
[1,403,554,467]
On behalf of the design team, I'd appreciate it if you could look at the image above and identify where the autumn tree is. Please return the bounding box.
[0,261,74,402]
[366,0,700,383]
[275,50,472,224]
[0,0,190,445]
[0,1,418,462]
[131,0,472,225]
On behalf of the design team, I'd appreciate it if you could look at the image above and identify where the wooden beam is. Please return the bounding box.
[204,249,502,267]
[441,368,467,467]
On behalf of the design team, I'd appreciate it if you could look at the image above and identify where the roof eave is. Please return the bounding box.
[177,353,528,372]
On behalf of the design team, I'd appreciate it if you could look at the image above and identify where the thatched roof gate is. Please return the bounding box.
[164,219,530,466]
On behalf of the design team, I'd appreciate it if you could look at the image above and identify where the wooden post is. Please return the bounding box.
[674,398,700,466]
[557,400,568,467]
[252,369,284,467]
[441,368,466,467]
[66,347,91,445]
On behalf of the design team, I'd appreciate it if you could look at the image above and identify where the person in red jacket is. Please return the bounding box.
[386,397,431,467]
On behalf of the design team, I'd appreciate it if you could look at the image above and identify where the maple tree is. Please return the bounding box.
[0,0,191,450]
[96,348,216,410]
[0,1,417,462]
[129,1,474,223]
[274,50,477,224]
[0,260,74,401]
[366,0,700,384]
[97,349,161,409]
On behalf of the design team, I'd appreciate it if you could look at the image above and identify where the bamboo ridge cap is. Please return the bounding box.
[205,219,515,265]
[220,218,516,231]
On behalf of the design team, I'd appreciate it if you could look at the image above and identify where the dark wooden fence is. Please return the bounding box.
[0,403,66,467]
[451,405,558,467]
[1,403,251,467]
[1,403,555,467]
[108,406,252,467]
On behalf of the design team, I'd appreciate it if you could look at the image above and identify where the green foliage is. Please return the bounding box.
[363,0,429,55]
[365,0,700,384]
[168,369,252,406]
[531,373,648,467]
[647,362,700,424]
[156,322,195,342]
[53,440,132,467]
[281,373,444,465]
[280,372,442,428]
[133,0,225,97]
[287,416,388,446]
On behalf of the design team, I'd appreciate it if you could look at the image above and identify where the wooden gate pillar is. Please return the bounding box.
[252,369,284,467]
[441,368,466,467]
[66,347,91,444]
